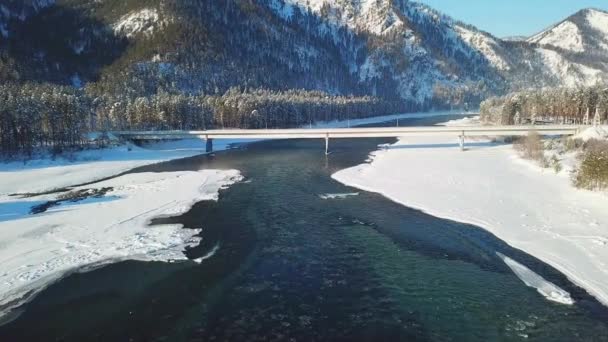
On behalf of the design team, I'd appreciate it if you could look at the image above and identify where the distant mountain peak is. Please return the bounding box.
[527,7,608,55]
[578,7,608,15]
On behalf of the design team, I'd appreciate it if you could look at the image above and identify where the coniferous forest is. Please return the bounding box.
[480,86,608,125]
[0,84,407,156]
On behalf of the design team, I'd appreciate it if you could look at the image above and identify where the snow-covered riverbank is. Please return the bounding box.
[333,122,608,306]
[0,110,470,196]
[0,169,242,320]
[0,139,244,196]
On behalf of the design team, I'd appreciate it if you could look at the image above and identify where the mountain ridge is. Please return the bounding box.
[0,0,606,110]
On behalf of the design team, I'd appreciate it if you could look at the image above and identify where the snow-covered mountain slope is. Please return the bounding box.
[529,8,608,54]
[536,47,604,87]
[1,0,607,108]
[454,25,510,71]
[268,0,502,104]
[271,0,607,100]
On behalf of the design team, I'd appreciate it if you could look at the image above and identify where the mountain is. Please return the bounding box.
[0,0,607,109]
[525,8,608,87]
[529,8,608,55]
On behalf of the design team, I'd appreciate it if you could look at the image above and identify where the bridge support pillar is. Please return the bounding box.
[325,134,330,155]
[459,133,465,151]
[206,137,213,153]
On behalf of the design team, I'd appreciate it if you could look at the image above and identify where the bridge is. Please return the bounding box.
[113,125,582,154]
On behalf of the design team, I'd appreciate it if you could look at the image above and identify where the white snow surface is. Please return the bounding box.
[0,144,198,196]
[574,126,608,141]
[438,115,480,127]
[333,119,608,306]
[0,169,242,319]
[586,9,608,49]
[0,139,245,196]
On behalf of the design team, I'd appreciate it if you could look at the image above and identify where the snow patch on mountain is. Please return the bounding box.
[113,8,160,38]
[455,25,510,70]
[537,48,603,87]
[283,0,405,35]
[529,21,585,53]
[586,9,608,35]
[586,9,608,49]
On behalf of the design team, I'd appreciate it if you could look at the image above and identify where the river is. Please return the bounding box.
[1,115,607,341]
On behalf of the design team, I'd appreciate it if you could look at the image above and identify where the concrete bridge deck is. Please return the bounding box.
[113,125,582,154]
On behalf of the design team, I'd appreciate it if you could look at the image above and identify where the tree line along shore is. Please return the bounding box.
[0,84,411,157]
[480,85,608,125]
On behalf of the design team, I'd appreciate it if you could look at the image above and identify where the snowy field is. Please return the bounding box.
[334,120,608,306]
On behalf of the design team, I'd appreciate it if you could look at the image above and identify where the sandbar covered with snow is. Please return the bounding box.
[333,121,608,306]
[0,169,241,318]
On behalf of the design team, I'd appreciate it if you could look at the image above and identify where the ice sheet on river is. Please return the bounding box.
[497,252,574,305]
[318,193,359,200]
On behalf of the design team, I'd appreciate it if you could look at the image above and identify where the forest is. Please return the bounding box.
[0,82,406,157]
[480,85,608,125]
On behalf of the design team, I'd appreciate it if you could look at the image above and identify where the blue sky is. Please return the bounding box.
[415,0,608,37]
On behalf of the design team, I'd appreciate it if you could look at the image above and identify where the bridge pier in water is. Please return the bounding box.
[206,137,213,153]
[325,135,329,155]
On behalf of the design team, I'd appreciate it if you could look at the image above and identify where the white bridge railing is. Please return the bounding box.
[113,125,582,154]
